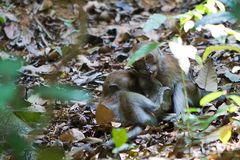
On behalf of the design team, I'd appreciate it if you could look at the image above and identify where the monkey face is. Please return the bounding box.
[102,70,139,96]
[133,53,158,77]
[144,54,158,75]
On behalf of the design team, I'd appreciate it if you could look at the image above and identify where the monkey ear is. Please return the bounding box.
[109,83,120,93]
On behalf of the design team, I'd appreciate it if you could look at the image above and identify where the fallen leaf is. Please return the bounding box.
[96,103,114,125]
[72,72,101,86]
[224,71,240,82]
[76,55,99,69]
[60,128,85,143]
[20,65,55,76]
[195,59,218,91]
[4,23,19,40]
[39,0,53,11]
[232,66,240,73]
[143,14,167,33]
[205,24,228,43]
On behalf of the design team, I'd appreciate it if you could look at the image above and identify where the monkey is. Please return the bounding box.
[118,90,159,126]
[99,70,169,126]
[132,47,181,88]
[98,48,203,123]
[101,70,141,97]
[97,70,173,149]
[94,44,203,150]
[132,46,202,115]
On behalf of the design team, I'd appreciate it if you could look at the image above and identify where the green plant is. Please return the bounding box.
[180,0,225,31]
[142,0,227,33]
[177,90,240,145]
[201,45,240,62]
[127,42,161,66]
[0,57,92,159]
[0,14,6,25]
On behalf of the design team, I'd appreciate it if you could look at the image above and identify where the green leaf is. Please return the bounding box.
[14,111,46,128]
[127,42,160,66]
[112,128,128,148]
[227,105,237,113]
[193,11,203,21]
[219,125,232,144]
[7,132,31,159]
[199,105,228,130]
[0,14,6,25]
[143,14,167,32]
[34,85,92,102]
[200,91,226,106]
[37,147,64,160]
[180,11,194,27]
[195,12,236,27]
[228,95,240,106]
[0,83,16,106]
[185,107,201,113]
[195,54,203,65]
[195,4,207,14]
[0,59,22,78]
[199,118,213,131]
[202,45,240,62]
[229,0,240,22]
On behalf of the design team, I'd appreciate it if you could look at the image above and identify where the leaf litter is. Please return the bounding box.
[0,0,240,159]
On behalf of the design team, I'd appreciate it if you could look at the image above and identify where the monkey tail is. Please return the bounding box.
[173,82,186,115]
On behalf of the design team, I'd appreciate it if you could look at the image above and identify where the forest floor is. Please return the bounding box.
[0,0,240,159]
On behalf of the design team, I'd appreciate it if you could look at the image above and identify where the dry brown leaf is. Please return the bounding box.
[96,103,114,125]
[59,128,85,143]
[39,0,53,11]
[4,23,19,40]
[20,64,55,75]
[139,0,160,9]
[195,59,218,91]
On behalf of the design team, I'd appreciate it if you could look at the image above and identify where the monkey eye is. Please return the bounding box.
[145,55,155,63]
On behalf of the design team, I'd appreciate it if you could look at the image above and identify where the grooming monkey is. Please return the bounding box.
[132,46,202,115]
[97,45,202,148]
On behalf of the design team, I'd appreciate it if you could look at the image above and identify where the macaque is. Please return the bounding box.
[99,70,170,126]
[102,70,169,102]
[97,70,172,148]
[133,47,181,88]
[132,46,202,115]
[118,90,159,126]
[101,70,141,97]
[95,45,203,148]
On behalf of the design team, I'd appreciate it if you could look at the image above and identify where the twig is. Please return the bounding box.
[34,17,54,40]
